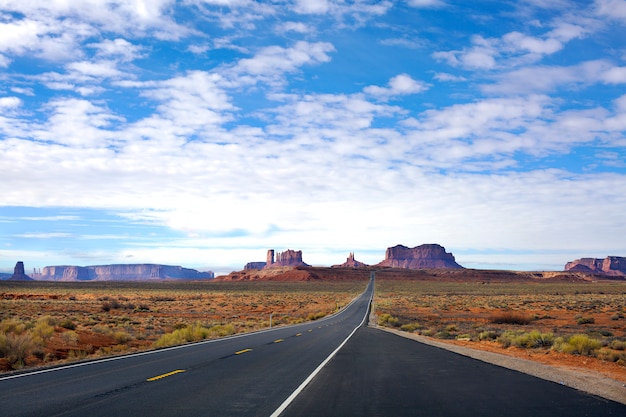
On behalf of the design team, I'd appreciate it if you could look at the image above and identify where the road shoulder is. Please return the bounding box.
[368,311,626,405]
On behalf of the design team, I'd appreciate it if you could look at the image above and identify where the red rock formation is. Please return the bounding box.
[9,261,33,281]
[332,252,369,268]
[265,249,309,268]
[564,256,626,276]
[376,244,463,269]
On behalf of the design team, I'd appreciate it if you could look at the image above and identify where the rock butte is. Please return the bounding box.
[564,256,626,277]
[376,244,464,269]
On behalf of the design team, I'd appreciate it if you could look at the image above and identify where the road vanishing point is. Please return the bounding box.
[1,276,624,417]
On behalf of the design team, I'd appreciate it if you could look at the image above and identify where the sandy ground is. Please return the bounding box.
[368,309,626,405]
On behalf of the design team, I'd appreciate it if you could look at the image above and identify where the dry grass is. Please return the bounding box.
[374,278,626,369]
[0,280,364,371]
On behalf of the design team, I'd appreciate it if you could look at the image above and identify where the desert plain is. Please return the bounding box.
[1,267,625,386]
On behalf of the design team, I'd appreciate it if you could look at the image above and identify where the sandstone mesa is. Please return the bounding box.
[33,264,214,281]
[564,256,626,277]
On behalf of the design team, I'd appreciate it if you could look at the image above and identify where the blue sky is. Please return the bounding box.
[1,0,626,275]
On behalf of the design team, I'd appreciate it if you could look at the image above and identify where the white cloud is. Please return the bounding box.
[228,41,335,85]
[33,98,123,146]
[293,0,329,15]
[434,20,592,71]
[277,21,310,33]
[0,97,22,109]
[66,60,124,79]
[10,87,35,96]
[481,60,617,94]
[364,74,429,100]
[433,72,467,82]
[407,0,446,7]
[88,38,144,62]
[595,0,626,20]
[502,31,563,55]
[602,66,626,84]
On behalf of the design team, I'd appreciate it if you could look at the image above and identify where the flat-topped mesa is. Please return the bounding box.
[564,256,626,276]
[332,252,369,268]
[377,244,464,269]
[265,249,309,268]
[38,264,214,281]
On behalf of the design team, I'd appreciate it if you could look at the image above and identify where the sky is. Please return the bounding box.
[1,0,625,275]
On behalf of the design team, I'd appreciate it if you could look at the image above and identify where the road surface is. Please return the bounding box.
[281,326,626,416]
[0,278,373,417]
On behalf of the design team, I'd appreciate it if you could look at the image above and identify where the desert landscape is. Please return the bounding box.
[2,244,625,386]
[0,279,363,372]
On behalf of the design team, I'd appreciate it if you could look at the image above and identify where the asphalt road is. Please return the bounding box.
[4,275,625,417]
[0,278,373,417]
[281,326,626,417]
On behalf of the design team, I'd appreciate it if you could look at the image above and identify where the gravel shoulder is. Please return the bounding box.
[368,310,626,405]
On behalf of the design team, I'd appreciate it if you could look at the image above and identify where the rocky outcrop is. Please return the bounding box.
[244,262,267,270]
[265,249,309,268]
[38,264,214,281]
[377,244,463,269]
[564,257,626,276]
[9,261,33,281]
[332,252,369,268]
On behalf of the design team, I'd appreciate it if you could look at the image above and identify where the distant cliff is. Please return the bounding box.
[377,244,464,269]
[564,257,626,276]
[37,264,214,281]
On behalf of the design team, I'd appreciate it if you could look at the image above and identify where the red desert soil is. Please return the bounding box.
[2,266,625,387]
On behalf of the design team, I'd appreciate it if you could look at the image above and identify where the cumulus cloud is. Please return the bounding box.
[364,74,430,100]
[228,41,335,85]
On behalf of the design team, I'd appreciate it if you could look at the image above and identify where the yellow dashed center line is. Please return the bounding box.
[146,369,185,382]
[274,339,284,343]
[295,333,302,337]
[235,348,253,355]
[308,329,313,332]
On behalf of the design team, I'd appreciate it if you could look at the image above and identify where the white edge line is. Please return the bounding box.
[0,282,369,382]
[269,280,374,417]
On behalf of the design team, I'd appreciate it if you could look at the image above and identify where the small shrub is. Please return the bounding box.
[61,331,78,344]
[597,348,626,363]
[478,330,499,341]
[554,334,601,356]
[31,318,55,345]
[497,330,553,349]
[153,322,235,348]
[434,330,453,339]
[609,340,626,351]
[576,317,595,325]
[306,312,326,321]
[400,323,421,332]
[59,319,76,330]
[445,324,459,333]
[0,318,26,334]
[0,333,34,369]
[519,331,554,348]
[490,312,532,325]
[378,314,399,327]
[113,331,133,344]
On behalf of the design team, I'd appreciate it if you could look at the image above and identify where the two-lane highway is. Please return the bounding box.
[0,278,374,417]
